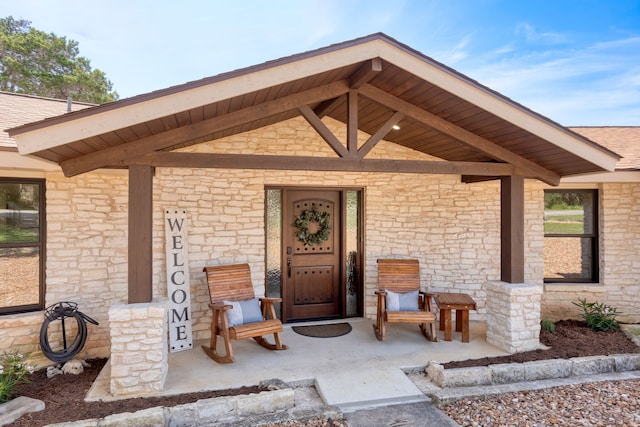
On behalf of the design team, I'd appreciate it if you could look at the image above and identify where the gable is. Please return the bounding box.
[7,34,620,184]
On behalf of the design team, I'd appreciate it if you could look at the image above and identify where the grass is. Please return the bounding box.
[0,224,38,243]
[544,221,584,234]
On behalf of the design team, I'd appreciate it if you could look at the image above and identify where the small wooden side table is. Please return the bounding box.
[433,293,477,342]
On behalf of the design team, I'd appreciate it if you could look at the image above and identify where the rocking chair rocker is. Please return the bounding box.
[201,263,288,363]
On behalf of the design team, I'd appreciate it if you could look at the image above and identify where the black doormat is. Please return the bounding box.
[292,322,352,338]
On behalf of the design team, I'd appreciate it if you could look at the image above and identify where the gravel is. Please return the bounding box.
[441,379,640,426]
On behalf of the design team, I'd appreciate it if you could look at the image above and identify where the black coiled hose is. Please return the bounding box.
[39,302,99,363]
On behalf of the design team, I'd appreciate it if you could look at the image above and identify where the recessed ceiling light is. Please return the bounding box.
[392,125,400,130]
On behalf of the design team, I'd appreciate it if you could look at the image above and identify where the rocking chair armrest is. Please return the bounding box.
[375,289,388,296]
[259,297,282,304]
[210,302,233,311]
[418,291,434,311]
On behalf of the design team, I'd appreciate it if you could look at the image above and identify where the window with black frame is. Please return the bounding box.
[0,179,45,314]
[543,189,598,283]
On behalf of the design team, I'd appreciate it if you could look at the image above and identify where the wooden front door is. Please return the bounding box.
[283,189,342,322]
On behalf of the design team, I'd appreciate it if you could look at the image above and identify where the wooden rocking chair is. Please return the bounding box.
[201,263,288,363]
[374,259,438,342]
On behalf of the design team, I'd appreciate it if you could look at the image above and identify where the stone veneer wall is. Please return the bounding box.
[485,281,544,353]
[2,117,640,367]
[108,301,168,397]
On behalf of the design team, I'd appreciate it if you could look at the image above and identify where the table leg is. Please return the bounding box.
[460,310,470,343]
[442,309,452,341]
[455,310,463,332]
[439,309,446,331]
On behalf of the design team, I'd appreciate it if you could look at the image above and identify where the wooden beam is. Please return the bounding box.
[128,165,154,303]
[349,58,382,89]
[500,175,525,283]
[347,90,358,156]
[358,112,404,159]
[461,175,499,184]
[61,80,351,177]
[128,151,515,176]
[314,96,344,118]
[359,84,561,185]
[298,105,349,157]
[313,58,381,118]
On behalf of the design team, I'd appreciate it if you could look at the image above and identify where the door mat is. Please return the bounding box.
[292,322,352,338]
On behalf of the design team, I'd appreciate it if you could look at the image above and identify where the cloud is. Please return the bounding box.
[459,36,640,125]
[515,22,569,45]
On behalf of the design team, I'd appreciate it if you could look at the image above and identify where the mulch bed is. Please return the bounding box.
[8,360,265,426]
[443,319,639,368]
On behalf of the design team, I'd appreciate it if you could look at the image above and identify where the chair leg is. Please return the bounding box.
[420,322,439,342]
[373,295,386,341]
[373,316,386,341]
[201,311,236,363]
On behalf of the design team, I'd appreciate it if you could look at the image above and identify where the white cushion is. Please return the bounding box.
[223,297,263,327]
[385,290,419,311]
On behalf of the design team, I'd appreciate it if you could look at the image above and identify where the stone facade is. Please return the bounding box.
[485,281,544,353]
[1,116,639,373]
[108,301,168,397]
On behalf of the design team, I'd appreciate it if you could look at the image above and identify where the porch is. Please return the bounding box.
[87,318,507,408]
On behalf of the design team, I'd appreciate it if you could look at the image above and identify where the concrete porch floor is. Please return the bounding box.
[88,318,509,407]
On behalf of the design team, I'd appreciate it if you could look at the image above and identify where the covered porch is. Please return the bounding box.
[8,33,620,398]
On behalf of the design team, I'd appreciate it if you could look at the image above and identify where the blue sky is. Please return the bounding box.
[2,0,639,126]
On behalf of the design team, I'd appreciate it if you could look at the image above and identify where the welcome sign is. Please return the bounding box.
[164,209,193,352]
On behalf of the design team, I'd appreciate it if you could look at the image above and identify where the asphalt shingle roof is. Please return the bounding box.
[0,91,94,149]
[570,127,640,170]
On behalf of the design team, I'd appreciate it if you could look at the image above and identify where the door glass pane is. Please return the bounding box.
[0,183,40,243]
[265,189,282,319]
[544,237,593,280]
[0,247,40,308]
[345,191,360,317]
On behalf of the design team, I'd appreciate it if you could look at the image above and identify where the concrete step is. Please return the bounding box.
[314,367,427,411]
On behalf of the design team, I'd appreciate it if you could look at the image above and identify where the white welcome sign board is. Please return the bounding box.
[164,209,193,352]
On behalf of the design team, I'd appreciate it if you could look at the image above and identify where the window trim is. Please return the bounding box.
[0,178,46,315]
[543,189,598,284]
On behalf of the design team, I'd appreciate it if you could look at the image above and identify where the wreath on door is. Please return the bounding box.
[294,205,331,246]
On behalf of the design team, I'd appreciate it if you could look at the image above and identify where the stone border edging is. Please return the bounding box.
[44,387,295,427]
[426,354,640,388]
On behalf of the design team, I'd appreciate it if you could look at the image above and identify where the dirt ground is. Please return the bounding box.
[8,320,640,426]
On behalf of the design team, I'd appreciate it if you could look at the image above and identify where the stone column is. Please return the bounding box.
[485,281,543,353]
[108,300,168,397]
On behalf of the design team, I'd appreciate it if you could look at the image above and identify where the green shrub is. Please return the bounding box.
[572,298,621,332]
[0,352,34,403]
[540,319,556,333]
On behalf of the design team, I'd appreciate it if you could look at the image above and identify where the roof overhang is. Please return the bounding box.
[8,33,620,185]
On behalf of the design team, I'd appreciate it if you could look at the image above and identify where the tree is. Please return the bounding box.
[0,16,118,104]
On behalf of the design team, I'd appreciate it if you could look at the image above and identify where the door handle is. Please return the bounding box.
[287,258,292,278]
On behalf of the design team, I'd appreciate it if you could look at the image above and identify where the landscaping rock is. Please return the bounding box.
[0,396,45,426]
[523,359,572,381]
[570,355,615,376]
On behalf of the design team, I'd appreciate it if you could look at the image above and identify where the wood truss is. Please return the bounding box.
[59,59,559,185]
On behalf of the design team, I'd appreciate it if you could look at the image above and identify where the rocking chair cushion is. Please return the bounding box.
[224,298,264,327]
[385,290,419,312]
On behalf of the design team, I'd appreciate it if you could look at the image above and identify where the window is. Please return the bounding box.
[0,179,45,314]
[543,189,598,283]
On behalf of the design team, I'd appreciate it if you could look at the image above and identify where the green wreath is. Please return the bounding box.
[294,205,331,246]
